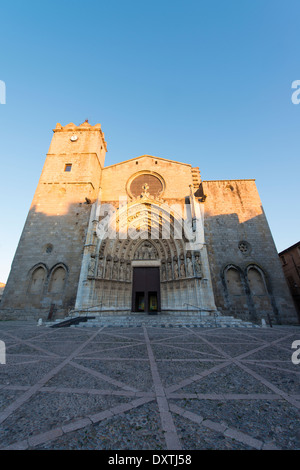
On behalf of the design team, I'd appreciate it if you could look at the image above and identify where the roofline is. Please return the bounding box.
[103,155,192,169]
[202,179,256,182]
[279,241,300,255]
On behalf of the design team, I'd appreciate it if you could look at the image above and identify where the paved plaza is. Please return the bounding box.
[0,321,299,450]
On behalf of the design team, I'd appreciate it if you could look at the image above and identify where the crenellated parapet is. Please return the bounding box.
[53,121,107,152]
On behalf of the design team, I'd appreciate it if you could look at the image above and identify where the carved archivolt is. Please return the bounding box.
[134,240,159,260]
[87,198,202,282]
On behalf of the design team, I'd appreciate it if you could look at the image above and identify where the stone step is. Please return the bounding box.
[46,313,260,329]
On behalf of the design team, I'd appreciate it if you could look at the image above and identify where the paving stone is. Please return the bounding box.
[0,322,299,450]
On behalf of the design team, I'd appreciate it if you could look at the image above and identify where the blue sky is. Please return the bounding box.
[0,0,299,283]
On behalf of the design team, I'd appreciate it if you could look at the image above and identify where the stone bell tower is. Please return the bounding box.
[0,121,107,320]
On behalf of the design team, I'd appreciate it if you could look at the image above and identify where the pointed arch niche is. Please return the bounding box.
[224,265,248,313]
[246,265,273,317]
[48,264,67,294]
[28,265,47,295]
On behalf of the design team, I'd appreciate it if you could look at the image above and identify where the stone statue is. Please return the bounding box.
[167,262,172,280]
[141,244,148,259]
[194,255,202,277]
[180,262,186,278]
[141,183,150,197]
[97,258,104,278]
[112,260,119,279]
[187,257,193,277]
[119,262,125,281]
[136,241,157,260]
[174,261,179,279]
[105,259,112,279]
[126,263,131,281]
[161,262,166,281]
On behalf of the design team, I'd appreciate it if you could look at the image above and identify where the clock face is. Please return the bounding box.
[70,135,78,142]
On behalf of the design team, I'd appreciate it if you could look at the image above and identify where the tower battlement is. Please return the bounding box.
[53,121,107,152]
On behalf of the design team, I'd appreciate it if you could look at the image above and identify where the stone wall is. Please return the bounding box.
[202,179,298,324]
[279,242,300,322]
[0,123,106,320]
[1,121,297,325]
[101,155,195,203]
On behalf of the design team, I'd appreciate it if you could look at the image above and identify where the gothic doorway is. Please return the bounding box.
[132,267,161,314]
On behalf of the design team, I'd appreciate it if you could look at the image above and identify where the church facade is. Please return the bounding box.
[0,121,297,325]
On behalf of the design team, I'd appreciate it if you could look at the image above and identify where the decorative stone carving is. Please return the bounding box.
[186,257,193,277]
[126,262,131,281]
[180,262,186,278]
[105,257,112,279]
[128,213,139,224]
[88,257,96,277]
[45,244,53,254]
[141,183,150,198]
[167,262,172,280]
[238,240,251,254]
[135,241,158,260]
[174,261,179,279]
[112,258,119,280]
[161,262,166,281]
[194,254,202,277]
[119,262,125,281]
[97,257,104,278]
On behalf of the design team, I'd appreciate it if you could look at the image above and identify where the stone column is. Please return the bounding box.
[192,201,218,312]
[75,201,99,311]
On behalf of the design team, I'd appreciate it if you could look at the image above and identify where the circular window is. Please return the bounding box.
[45,244,53,254]
[238,241,251,254]
[127,172,165,198]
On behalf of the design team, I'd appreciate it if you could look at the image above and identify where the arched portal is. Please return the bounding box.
[75,195,217,316]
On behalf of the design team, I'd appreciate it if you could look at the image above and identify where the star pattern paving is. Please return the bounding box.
[0,322,299,450]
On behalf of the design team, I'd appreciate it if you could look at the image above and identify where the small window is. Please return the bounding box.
[65,164,72,172]
[281,255,287,266]
[45,244,53,253]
